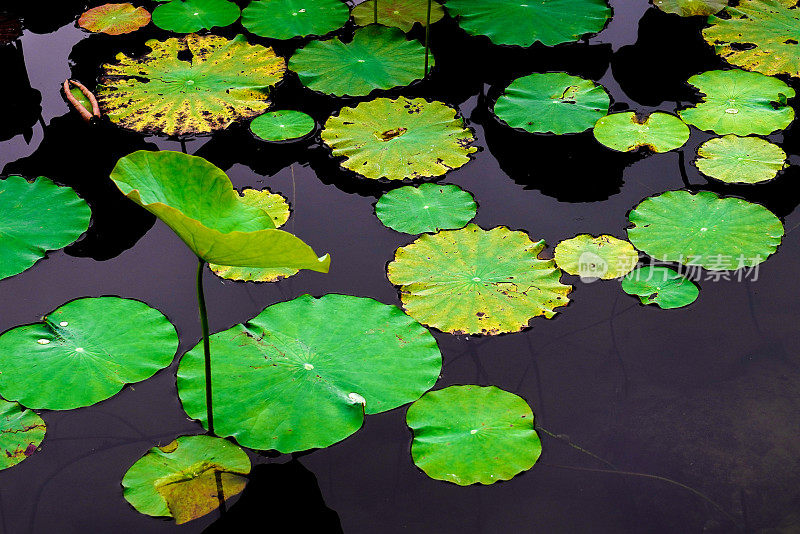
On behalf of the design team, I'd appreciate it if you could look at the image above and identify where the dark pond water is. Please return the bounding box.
[1,1,800,532]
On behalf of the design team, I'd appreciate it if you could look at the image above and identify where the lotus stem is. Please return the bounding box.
[196,257,215,435]
[374,0,378,23]
[424,0,432,77]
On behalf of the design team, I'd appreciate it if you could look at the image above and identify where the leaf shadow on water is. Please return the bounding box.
[0,41,42,144]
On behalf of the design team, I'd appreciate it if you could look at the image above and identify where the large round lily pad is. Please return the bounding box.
[387,224,572,335]
[406,385,542,485]
[78,3,151,35]
[0,175,91,281]
[321,97,476,181]
[241,0,350,40]
[554,234,639,280]
[653,0,727,16]
[695,135,787,184]
[0,400,45,471]
[622,266,699,309]
[0,297,178,410]
[250,110,315,142]
[627,190,784,270]
[177,294,442,453]
[593,112,690,153]
[152,0,240,33]
[494,72,610,135]
[97,34,286,137]
[353,0,445,31]
[376,183,477,234]
[122,435,250,524]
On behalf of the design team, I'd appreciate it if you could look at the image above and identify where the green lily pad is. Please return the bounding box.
[110,150,330,271]
[352,0,445,31]
[152,0,240,33]
[321,97,476,181]
[78,3,151,35]
[627,190,784,271]
[406,385,542,485]
[288,25,431,97]
[177,294,442,453]
[621,266,699,309]
[122,435,250,524]
[375,183,477,234]
[554,234,639,280]
[678,69,795,135]
[653,0,727,16]
[97,34,286,137]
[0,175,91,281]
[445,0,612,47]
[386,224,572,335]
[593,112,690,153]
[0,400,45,471]
[241,0,350,40]
[0,297,178,410]
[695,135,787,184]
[494,72,610,135]
[250,110,315,142]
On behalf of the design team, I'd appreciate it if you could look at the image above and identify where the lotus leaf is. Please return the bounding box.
[0,297,178,410]
[68,85,92,113]
[177,294,441,453]
[627,190,784,270]
[653,0,727,16]
[494,73,610,135]
[0,175,91,281]
[386,224,572,335]
[554,234,639,280]
[0,400,45,471]
[678,69,795,135]
[695,135,787,183]
[593,112,690,153]
[353,0,445,31]
[622,266,699,309]
[288,25,431,97]
[250,110,315,142]
[321,97,476,181]
[376,183,477,234]
[97,34,286,137]
[152,0,240,33]
[406,385,542,485]
[241,0,350,40]
[122,435,250,524]
[78,3,151,35]
[445,0,612,47]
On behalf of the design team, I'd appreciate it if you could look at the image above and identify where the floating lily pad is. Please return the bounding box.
[0,297,178,410]
[152,0,240,33]
[593,112,690,153]
[250,110,315,142]
[653,0,727,16]
[622,266,699,309]
[494,72,610,135]
[241,0,350,40]
[376,183,477,234]
[695,135,787,184]
[97,34,286,137]
[353,0,445,31]
[406,385,542,485]
[445,0,612,47]
[78,3,151,35]
[387,224,572,335]
[289,25,431,97]
[0,175,91,281]
[0,400,45,471]
[627,190,784,270]
[678,69,795,135]
[177,294,441,453]
[122,435,250,524]
[321,97,476,181]
[554,234,639,280]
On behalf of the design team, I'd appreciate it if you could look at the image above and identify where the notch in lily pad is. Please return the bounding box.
[622,266,699,309]
[593,112,689,153]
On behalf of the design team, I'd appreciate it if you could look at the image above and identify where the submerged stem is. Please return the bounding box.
[424,0,432,76]
[196,257,214,435]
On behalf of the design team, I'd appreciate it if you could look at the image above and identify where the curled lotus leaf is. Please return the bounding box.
[375,183,477,234]
[241,0,350,40]
[352,0,445,32]
[406,385,542,485]
[122,435,250,524]
[593,112,690,153]
[695,135,787,184]
[250,110,316,142]
[177,294,442,453]
[554,234,639,280]
[78,3,151,35]
[627,190,784,271]
[0,400,45,471]
[321,97,476,181]
[97,34,286,137]
[152,0,240,33]
[387,224,572,335]
[622,266,699,309]
[653,0,727,16]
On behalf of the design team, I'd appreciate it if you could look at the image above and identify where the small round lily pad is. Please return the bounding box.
[622,266,699,309]
[0,400,45,471]
[376,183,477,234]
[250,110,315,142]
[554,234,639,280]
[78,3,151,35]
[695,135,787,184]
[152,0,240,33]
[352,0,445,31]
[653,0,727,17]
[241,0,350,40]
[593,112,690,153]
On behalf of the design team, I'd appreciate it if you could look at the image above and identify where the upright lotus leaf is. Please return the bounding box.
[494,73,610,135]
[0,297,178,410]
[653,0,727,16]
[375,183,477,234]
[122,435,250,524]
[78,3,151,35]
[321,97,476,181]
[352,0,445,31]
[152,0,240,33]
[445,0,612,47]
[289,25,432,97]
[406,386,542,485]
[695,135,787,184]
[554,234,639,280]
[622,266,699,309]
[97,34,286,137]
[678,69,795,135]
[110,150,330,271]
[177,294,442,453]
[0,400,45,471]
[241,0,350,40]
[703,0,800,78]
[387,224,572,335]
[627,190,784,270]
[593,112,690,153]
[250,110,316,142]
[0,175,91,281]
